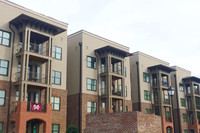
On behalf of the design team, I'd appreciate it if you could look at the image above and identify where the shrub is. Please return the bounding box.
[66,124,79,133]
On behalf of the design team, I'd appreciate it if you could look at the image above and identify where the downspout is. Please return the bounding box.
[7,24,15,133]
[174,74,182,133]
[94,52,100,113]
[79,42,82,133]
[136,61,141,111]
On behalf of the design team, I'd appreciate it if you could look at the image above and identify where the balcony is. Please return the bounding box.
[14,72,47,84]
[112,90,123,96]
[101,66,123,76]
[163,99,170,104]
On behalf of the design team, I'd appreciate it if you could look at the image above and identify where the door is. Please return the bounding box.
[32,122,39,133]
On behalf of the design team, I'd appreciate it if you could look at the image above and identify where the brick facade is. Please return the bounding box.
[85,111,162,133]
[0,80,10,133]
[132,102,152,113]
[52,88,67,133]
[126,100,132,112]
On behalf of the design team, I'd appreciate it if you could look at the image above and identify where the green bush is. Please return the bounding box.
[66,125,79,133]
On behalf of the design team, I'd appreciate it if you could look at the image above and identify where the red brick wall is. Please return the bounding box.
[52,88,67,133]
[0,80,10,133]
[132,102,152,113]
[85,111,162,133]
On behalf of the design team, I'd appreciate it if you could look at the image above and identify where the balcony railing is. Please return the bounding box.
[14,72,47,84]
[196,105,200,110]
[163,99,170,104]
[112,90,123,96]
[101,66,123,76]
[16,42,49,56]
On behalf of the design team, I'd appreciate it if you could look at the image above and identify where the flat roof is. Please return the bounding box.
[95,45,132,58]
[10,14,66,35]
[148,64,176,73]
[183,76,200,83]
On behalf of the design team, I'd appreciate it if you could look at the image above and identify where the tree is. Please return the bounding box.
[66,124,79,133]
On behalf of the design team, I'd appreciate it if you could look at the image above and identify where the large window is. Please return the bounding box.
[53,46,62,60]
[87,102,96,113]
[179,83,184,91]
[0,30,10,46]
[51,97,60,111]
[0,60,9,76]
[52,71,61,85]
[87,78,96,91]
[183,114,187,122]
[52,124,60,133]
[0,90,5,106]
[181,98,186,107]
[87,56,96,69]
[144,90,150,101]
[143,73,149,82]
[101,80,106,95]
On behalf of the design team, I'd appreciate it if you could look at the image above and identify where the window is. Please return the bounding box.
[179,83,184,91]
[0,123,3,133]
[0,30,10,46]
[52,71,61,85]
[0,60,9,76]
[120,105,123,112]
[183,114,187,122]
[118,65,122,75]
[144,90,150,101]
[87,78,96,91]
[53,46,62,60]
[154,91,158,103]
[162,74,168,87]
[0,90,5,106]
[186,84,191,94]
[184,130,188,133]
[52,124,60,133]
[145,108,151,114]
[125,86,127,97]
[124,66,126,77]
[152,74,157,86]
[181,98,186,107]
[164,91,169,104]
[143,73,149,82]
[51,97,60,111]
[119,85,122,92]
[126,106,128,112]
[87,102,96,113]
[87,56,96,69]
[101,80,106,95]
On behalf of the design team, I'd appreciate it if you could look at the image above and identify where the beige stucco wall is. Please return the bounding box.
[130,52,169,103]
[171,66,191,109]
[0,0,68,90]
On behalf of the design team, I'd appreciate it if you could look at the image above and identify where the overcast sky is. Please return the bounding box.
[9,0,200,77]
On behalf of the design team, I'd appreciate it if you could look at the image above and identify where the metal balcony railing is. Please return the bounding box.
[16,42,49,56]
[112,90,123,96]
[101,66,123,76]
[14,72,47,84]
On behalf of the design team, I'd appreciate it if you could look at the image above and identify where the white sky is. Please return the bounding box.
[9,0,200,77]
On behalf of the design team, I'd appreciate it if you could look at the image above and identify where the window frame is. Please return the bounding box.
[0,90,6,106]
[53,46,62,60]
[0,59,9,76]
[0,30,11,47]
[51,96,60,111]
[179,83,184,91]
[183,114,187,122]
[86,78,97,91]
[143,72,150,83]
[87,101,96,113]
[144,90,150,101]
[145,108,152,114]
[52,70,61,85]
[87,56,96,69]
[125,86,127,97]
[181,98,186,107]
[52,124,60,133]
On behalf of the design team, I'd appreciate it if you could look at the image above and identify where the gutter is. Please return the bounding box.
[7,24,15,133]
[136,61,141,111]
[174,74,182,133]
[79,42,82,133]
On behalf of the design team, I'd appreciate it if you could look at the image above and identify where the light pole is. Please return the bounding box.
[168,86,175,133]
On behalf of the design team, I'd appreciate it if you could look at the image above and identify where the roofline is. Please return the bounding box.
[68,30,130,51]
[132,51,169,65]
[171,66,191,74]
[1,0,68,28]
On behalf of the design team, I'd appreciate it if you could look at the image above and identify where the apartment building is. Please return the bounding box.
[0,1,68,133]
[171,66,200,133]
[67,30,132,132]
[130,52,176,133]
